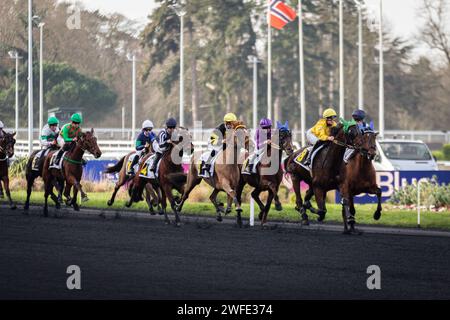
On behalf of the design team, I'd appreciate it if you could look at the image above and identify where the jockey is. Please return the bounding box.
[243,118,272,174]
[150,117,177,173]
[204,113,237,173]
[35,116,60,169]
[54,113,83,164]
[343,109,369,164]
[128,120,156,175]
[303,108,338,167]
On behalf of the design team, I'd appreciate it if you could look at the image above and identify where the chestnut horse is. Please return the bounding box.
[338,129,382,234]
[0,131,17,209]
[177,122,249,227]
[236,126,294,226]
[130,127,193,226]
[42,129,102,216]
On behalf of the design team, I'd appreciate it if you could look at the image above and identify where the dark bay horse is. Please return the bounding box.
[338,129,382,234]
[104,142,161,215]
[42,129,102,216]
[0,131,17,209]
[24,146,60,211]
[308,123,361,223]
[284,149,317,225]
[130,127,193,226]
[236,126,294,226]
[177,122,249,227]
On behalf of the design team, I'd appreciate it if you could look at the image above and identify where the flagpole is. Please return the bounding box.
[298,0,305,147]
[267,4,272,120]
[339,0,345,118]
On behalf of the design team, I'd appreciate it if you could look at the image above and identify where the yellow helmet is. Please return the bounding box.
[224,113,237,123]
[323,108,337,119]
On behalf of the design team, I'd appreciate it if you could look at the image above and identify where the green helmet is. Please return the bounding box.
[47,116,59,126]
[71,113,82,124]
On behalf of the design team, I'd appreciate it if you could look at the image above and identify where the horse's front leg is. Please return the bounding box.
[371,186,382,220]
[313,186,327,222]
[2,177,16,210]
[262,188,275,226]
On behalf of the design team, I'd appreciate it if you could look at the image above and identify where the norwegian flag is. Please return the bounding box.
[269,0,297,30]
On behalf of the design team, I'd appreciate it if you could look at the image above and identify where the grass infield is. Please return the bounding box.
[2,190,450,231]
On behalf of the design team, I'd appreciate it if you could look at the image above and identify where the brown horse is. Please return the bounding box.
[130,127,193,226]
[308,123,361,223]
[104,143,161,215]
[0,131,17,209]
[42,129,102,216]
[236,126,294,226]
[338,129,382,234]
[177,122,249,227]
[284,148,317,225]
[24,146,60,211]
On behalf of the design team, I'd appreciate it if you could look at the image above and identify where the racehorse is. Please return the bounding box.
[130,127,193,226]
[177,122,249,227]
[24,146,60,211]
[104,142,161,215]
[309,122,362,223]
[284,148,317,225]
[0,131,17,209]
[236,123,294,226]
[42,129,102,216]
[338,127,382,234]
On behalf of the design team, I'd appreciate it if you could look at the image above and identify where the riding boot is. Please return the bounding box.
[128,154,139,175]
[204,150,215,174]
[150,152,162,173]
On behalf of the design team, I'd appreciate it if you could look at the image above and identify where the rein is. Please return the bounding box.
[63,140,86,166]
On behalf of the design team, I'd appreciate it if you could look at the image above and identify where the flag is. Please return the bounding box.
[269,0,297,30]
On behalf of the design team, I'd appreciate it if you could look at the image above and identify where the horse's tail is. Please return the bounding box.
[166,172,187,188]
[105,156,125,174]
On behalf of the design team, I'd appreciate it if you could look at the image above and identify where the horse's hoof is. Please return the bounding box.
[216,215,223,222]
[301,219,309,226]
[107,200,113,206]
[24,204,29,211]
[317,212,326,222]
[373,211,381,220]
[81,196,89,203]
[236,220,243,228]
[125,202,132,208]
[258,211,264,221]
[225,208,232,215]
[55,202,61,210]
[175,222,181,228]
[73,205,80,212]
[275,203,283,211]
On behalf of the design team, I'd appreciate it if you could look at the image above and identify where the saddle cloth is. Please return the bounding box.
[32,149,46,171]
[198,150,220,178]
[126,151,139,173]
[293,144,325,171]
[49,151,67,170]
[139,154,161,179]
[242,150,265,175]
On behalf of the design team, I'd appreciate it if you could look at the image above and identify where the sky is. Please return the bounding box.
[62,0,425,41]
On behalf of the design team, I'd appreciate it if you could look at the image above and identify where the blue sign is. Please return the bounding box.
[82,160,118,182]
[336,171,450,204]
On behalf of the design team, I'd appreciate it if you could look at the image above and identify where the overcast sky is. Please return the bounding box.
[63,0,425,40]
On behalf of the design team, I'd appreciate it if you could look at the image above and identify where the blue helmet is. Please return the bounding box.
[166,118,177,128]
[352,109,366,121]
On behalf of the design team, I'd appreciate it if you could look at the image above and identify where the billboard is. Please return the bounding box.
[335,171,450,204]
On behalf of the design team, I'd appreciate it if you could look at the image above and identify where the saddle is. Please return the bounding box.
[242,150,265,175]
[126,151,139,173]
[294,144,325,171]
[199,150,220,178]
[139,154,160,179]
[49,151,67,170]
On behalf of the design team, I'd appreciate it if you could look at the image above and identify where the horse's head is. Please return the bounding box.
[171,126,194,156]
[0,132,16,158]
[80,129,102,158]
[276,121,294,155]
[357,129,379,161]
[231,121,249,151]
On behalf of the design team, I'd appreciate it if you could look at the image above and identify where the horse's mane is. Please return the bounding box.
[233,120,246,130]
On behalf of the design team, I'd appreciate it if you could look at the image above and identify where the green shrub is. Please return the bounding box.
[8,157,28,178]
[388,176,450,208]
[432,150,444,160]
[443,144,450,160]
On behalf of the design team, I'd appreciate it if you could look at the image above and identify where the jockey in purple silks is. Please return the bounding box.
[243,118,272,174]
